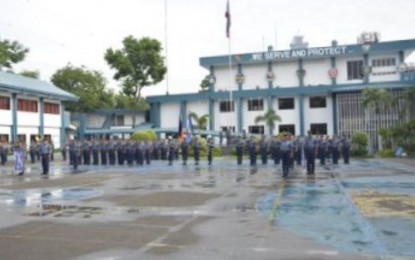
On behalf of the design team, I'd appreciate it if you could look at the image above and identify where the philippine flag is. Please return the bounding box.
[225,0,231,38]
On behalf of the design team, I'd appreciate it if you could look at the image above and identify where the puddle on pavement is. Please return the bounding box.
[257,176,415,257]
[0,188,102,208]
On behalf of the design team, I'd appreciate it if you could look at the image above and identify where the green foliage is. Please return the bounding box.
[51,64,114,112]
[130,130,157,141]
[185,137,222,158]
[200,75,211,92]
[378,149,394,158]
[188,112,209,131]
[351,131,368,157]
[105,36,166,126]
[114,93,149,111]
[20,70,39,79]
[254,109,281,135]
[0,38,29,69]
[362,88,392,113]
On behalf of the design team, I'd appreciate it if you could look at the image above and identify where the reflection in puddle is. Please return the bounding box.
[0,188,102,208]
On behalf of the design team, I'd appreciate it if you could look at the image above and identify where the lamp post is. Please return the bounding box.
[362,41,371,84]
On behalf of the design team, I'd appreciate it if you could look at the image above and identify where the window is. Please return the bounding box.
[248,99,264,111]
[17,99,38,112]
[279,124,295,136]
[112,115,125,126]
[372,58,396,67]
[249,125,264,134]
[347,60,363,80]
[309,96,327,108]
[219,101,234,112]
[44,102,60,114]
[0,96,10,110]
[278,98,295,110]
[310,123,327,135]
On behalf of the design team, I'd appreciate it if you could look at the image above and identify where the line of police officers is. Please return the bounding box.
[62,135,215,172]
[235,132,351,177]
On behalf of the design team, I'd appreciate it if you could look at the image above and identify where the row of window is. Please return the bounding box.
[347,57,397,80]
[248,123,328,135]
[219,96,327,112]
[0,96,60,114]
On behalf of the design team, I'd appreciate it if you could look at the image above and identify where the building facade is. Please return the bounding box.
[0,71,77,148]
[146,37,415,149]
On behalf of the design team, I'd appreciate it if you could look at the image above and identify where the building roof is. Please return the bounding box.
[0,70,78,101]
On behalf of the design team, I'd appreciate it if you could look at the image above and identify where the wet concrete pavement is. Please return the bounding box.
[0,157,414,260]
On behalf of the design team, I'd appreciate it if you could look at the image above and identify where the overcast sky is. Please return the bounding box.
[1,0,415,97]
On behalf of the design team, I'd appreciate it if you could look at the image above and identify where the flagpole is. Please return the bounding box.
[228,35,233,134]
[164,0,169,95]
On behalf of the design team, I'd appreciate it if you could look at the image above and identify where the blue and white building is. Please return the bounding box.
[0,71,77,148]
[144,37,415,148]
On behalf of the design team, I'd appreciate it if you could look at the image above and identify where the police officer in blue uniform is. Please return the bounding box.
[39,139,51,175]
[117,140,124,165]
[136,141,144,165]
[341,135,351,164]
[144,141,151,165]
[181,136,189,165]
[126,140,134,166]
[260,135,268,165]
[91,140,99,165]
[281,133,293,178]
[193,136,201,166]
[160,139,167,160]
[207,135,214,165]
[331,136,340,165]
[236,136,244,165]
[108,140,116,165]
[304,131,318,175]
[247,136,257,166]
[29,141,37,164]
[70,140,81,172]
[100,140,108,165]
[167,136,175,166]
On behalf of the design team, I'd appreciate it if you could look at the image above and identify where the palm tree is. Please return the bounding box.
[362,88,392,152]
[188,112,209,134]
[254,109,281,136]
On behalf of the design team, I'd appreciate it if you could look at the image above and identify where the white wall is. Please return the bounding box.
[187,100,209,116]
[87,114,105,128]
[160,102,180,128]
[303,95,333,135]
[215,99,236,131]
[17,111,40,126]
[44,114,61,128]
[303,58,331,86]
[0,110,12,125]
[273,97,300,135]
[0,126,10,139]
[242,98,266,133]
[214,65,238,91]
[44,127,61,148]
[243,64,268,90]
[274,61,299,87]
[336,55,362,85]
[125,114,145,126]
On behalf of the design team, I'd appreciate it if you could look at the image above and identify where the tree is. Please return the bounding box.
[20,70,40,79]
[188,112,209,133]
[105,36,166,126]
[200,75,211,92]
[51,64,114,113]
[0,38,29,70]
[254,109,281,136]
[362,88,392,152]
[114,93,149,111]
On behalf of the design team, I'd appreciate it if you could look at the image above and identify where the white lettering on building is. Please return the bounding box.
[251,46,347,61]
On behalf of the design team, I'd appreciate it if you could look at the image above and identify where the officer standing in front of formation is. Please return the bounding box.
[341,135,351,164]
[108,140,116,165]
[193,136,201,166]
[281,133,293,178]
[236,136,244,165]
[318,135,328,165]
[39,139,51,175]
[181,136,189,165]
[167,136,175,166]
[207,135,214,165]
[160,139,167,160]
[144,141,151,165]
[260,135,268,165]
[304,131,318,175]
[247,136,257,166]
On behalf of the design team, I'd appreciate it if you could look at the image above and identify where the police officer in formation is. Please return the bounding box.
[304,131,318,175]
[236,136,244,165]
[260,135,268,165]
[280,133,294,178]
[207,135,214,165]
[39,139,51,175]
[181,136,189,165]
[247,136,257,166]
[193,136,201,166]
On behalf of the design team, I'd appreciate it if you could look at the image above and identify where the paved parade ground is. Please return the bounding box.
[0,156,414,260]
